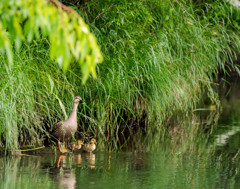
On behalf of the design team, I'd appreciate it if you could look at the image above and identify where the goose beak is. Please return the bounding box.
[80,100,85,104]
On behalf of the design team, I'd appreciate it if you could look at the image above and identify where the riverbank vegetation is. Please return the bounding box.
[1,0,240,153]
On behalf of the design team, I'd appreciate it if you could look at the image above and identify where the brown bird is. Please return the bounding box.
[52,96,85,153]
[68,140,83,152]
[82,138,97,153]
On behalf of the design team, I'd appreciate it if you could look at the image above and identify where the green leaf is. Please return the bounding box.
[0,0,103,83]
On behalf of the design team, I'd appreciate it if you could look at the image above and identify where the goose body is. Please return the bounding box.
[52,96,85,153]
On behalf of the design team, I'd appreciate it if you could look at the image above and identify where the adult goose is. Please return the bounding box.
[52,96,85,153]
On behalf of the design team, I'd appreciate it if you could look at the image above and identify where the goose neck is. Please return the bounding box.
[68,103,79,121]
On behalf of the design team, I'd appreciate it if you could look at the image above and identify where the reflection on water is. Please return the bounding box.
[82,153,96,169]
[47,155,76,189]
[214,126,240,146]
[1,115,240,188]
[1,79,240,188]
[1,136,240,189]
[1,147,240,189]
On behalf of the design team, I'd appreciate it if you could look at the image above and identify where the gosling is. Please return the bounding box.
[68,140,83,152]
[82,139,96,153]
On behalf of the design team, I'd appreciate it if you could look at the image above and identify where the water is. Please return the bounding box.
[0,151,230,189]
[1,147,240,189]
[1,81,240,189]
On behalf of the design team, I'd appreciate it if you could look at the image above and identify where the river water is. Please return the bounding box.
[1,80,240,189]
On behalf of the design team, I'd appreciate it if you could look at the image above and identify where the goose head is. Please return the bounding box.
[77,140,83,146]
[90,138,96,144]
[74,96,85,104]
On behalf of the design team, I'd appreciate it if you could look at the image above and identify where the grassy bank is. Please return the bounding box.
[0,0,240,152]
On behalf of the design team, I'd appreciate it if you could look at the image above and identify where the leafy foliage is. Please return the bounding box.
[0,0,103,83]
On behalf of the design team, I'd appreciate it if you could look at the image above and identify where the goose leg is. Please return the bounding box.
[58,141,63,153]
[62,141,68,153]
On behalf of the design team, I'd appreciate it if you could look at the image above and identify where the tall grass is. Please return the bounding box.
[77,0,240,132]
[0,41,81,151]
[0,0,240,152]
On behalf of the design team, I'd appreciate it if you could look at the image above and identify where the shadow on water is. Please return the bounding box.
[1,77,240,188]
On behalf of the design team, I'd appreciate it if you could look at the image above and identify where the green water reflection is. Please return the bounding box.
[1,128,240,189]
[1,147,240,189]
